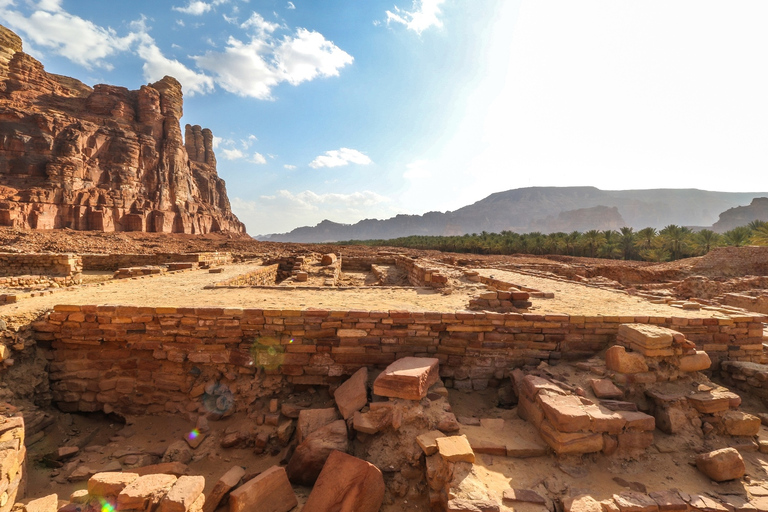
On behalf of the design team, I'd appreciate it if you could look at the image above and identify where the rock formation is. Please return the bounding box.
[0,25,245,234]
[712,197,768,233]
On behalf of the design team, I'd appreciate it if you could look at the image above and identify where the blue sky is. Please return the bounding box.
[2,1,768,235]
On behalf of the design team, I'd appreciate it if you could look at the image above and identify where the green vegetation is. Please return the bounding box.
[338,222,768,261]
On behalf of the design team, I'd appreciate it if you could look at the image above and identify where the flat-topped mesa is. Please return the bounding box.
[0,24,245,234]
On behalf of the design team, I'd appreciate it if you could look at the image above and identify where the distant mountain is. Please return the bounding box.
[712,197,768,232]
[257,187,768,243]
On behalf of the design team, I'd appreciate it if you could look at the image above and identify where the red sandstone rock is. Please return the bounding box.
[286,419,349,486]
[23,494,58,512]
[202,466,244,512]
[612,491,659,512]
[373,357,440,400]
[321,253,337,265]
[296,408,340,444]
[565,495,603,512]
[436,435,475,463]
[334,367,368,419]
[722,411,761,436]
[302,450,384,512]
[88,472,140,498]
[537,392,591,433]
[695,448,746,482]
[158,476,205,512]
[590,379,623,399]
[649,490,687,512]
[677,351,712,372]
[0,26,244,234]
[353,408,391,434]
[117,473,178,511]
[228,466,297,512]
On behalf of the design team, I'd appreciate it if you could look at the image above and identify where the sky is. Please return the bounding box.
[2,0,768,235]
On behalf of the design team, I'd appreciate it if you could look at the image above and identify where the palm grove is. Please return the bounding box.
[341,221,768,261]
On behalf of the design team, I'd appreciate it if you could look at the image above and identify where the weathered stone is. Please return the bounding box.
[502,489,546,505]
[537,392,590,433]
[687,392,735,414]
[134,462,189,477]
[520,375,566,400]
[353,408,391,434]
[605,346,648,374]
[23,494,58,512]
[677,351,711,372]
[539,421,603,455]
[296,408,340,444]
[722,411,761,436]
[88,472,140,498]
[228,466,297,512]
[302,450,384,512]
[687,494,728,512]
[202,466,245,512]
[612,492,659,512]
[436,435,475,463]
[590,379,623,399]
[649,490,687,512]
[617,324,675,349]
[117,473,178,511]
[373,357,440,400]
[158,476,205,512]
[695,448,746,482]
[334,367,368,419]
[286,419,348,486]
[565,495,603,512]
[416,430,445,456]
[321,253,337,265]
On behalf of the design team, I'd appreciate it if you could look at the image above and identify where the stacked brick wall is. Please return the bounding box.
[264,255,314,281]
[722,292,768,315]
[720,361,768,401]
[341,256,397,271]
[211,265,279,287]
[82,253,232,271]
[33,306,765,414]
[394,256,448,287]
[0,413,25,512]
[0,253,81,286]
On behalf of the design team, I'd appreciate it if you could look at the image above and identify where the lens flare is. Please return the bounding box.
[100,499,116,512]
[188,429,200,440]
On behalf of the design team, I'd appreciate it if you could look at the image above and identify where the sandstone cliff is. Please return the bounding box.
[0,25,245,234]
[712,197,768,233]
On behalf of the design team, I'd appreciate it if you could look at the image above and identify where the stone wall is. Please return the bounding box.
[82,253,232,271]
[0,253,81,284]
[394,256,448,287]
[212,265,279,287]
[0,412,25,512]
[719,361,768,402]
[722,292,768,315]
[341,256,397,271]
[33,305,766,415]
[691,247,768,277]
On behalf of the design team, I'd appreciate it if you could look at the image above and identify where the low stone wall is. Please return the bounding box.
[395,256,448,287]
[82,252,232,271]
[213,265,279,287]
[0,253,81,283]
[0,412,25,512]
[342,256,397,271]
[719,361,768,402]
[691,246,768,277]
[722,292,768,315]
[33,305,766,415]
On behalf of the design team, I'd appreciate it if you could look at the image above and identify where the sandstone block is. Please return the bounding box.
[302,450,384,512]
[687,392,733,414]
[617,324,675,349]
[88,472,140,498]
[416,430,445,456]
[353,408,391,434]
[520,375,565,400]
[134,462,189,477]
[118,473,178,511]
[158,476,205,512]
[537,392,590,433]
[373,357,439,400]
[503,489,546,505]
[228,466,297,512]
[286,419,348,486]
[590,379,623,399]
[320,254,337,265]
[296,408,339,444]
[677,351,712,373]
[539,421,603,455]
[436,435,475,463]
[585,404,627,434]
[202,466,245,512]
[605,346,648,374]
[23,494,58,512]
[334,367,368,419]
[618,411,655,431]
[649,490,687,512]
[722,411,761,436]
[695,448,746,482]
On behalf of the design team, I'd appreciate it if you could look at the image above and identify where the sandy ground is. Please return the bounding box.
[0,263,731,322]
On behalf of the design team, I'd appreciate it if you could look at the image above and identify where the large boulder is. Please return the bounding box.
[695,448,746,482]
[285,420,349,486]
[302,450,384,512]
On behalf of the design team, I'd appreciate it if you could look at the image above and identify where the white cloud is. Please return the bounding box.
[173,1,212,15]
[251,152,267,164]
[386,0,446,34]
[241,12,280,35]
[221,148,245,160]
[287,1,295,9]
[402,159,433,180]
[284,164,297,170]
[194,22,352,99]
[309,148,372,169]
[0,2,135,69]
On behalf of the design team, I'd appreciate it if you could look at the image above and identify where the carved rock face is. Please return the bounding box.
[0,24,245,234]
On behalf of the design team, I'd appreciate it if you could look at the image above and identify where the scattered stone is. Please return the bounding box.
[678,351,712,373]
[158,475,205,512]
[649,490,687,512]
[202,466,245,512]
[88,472,140,498]
[695,448,746,482]
[286,419,349,485]
[163,441,193,464]
[296,408,340,444]
[134,462,190,477]
[590,379,623,399]
[565,495,603,512]
[722,411,761,436]
[334,367,368,420]
[55,446,79,460]
[437,435,475,463]
[280,403,305,419]
[220,431,248,449]
[229,466,297,512]
[353,408,391,434]
[117,473,178,511]
[605,346,649,374]
[446,498,500,512]
[303,450,384,512]
[612,491,659,512]
[373,357,440,400]
[686,494,728,512]
[24,494,58,512]
[416,431,445,456]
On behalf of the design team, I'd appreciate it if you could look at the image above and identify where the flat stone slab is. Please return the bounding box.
[118,474,178,511]
[461,418,548,458]
[334,367,368,419]
[503,489,546,504]
[591,379,624,399]
[618,324,677,349]
[436,435,475,463]
[373,357,439,400]
[303,450,384,512]
[229,466,297,512]
[416,430,445,456]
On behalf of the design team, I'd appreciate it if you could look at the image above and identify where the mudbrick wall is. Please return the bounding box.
[722,292,768,315]
[691,246,768,277]
[82,252,232,271]
[32,305,766,416]
[0,411,25,512]
[0,253,81,284]
[212,265,279,287]
[394,256,448,287]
